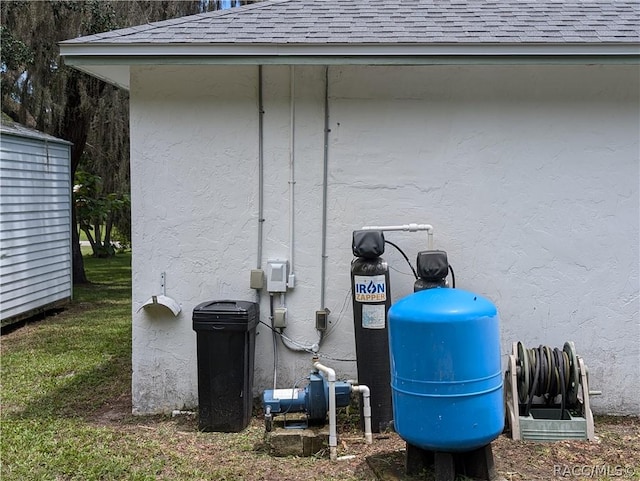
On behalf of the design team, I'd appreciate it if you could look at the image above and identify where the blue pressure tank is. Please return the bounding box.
[388,288,504,452]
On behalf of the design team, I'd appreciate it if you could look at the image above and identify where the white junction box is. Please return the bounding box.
[266,260,288,293]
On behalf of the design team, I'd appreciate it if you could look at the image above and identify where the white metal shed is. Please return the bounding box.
[0,121,73,326]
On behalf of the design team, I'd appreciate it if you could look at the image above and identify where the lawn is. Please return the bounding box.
[0,252,376,481]
[1,252,639,480]
[1,252,140,480]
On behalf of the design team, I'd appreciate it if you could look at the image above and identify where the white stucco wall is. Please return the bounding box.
[130,64,639,415]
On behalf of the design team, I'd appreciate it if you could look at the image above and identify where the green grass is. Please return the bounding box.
[1,252,290,481]
[5,251,636,481]
[2,252,638,481]
[0,251,369,481]
[0,252,155,481]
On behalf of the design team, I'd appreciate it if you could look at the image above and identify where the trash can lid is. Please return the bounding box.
[192,300,259,331]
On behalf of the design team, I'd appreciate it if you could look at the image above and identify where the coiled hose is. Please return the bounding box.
[517,342,579,417]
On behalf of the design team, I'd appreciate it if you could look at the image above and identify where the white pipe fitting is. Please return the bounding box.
[313,360,337,461]
[361,223,433,233]
[351,384,373,444]
[361,223,434,249]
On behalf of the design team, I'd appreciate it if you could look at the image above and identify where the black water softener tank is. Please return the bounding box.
[350,230,393,432]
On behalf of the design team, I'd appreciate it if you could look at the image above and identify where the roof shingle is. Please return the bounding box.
[62,0,640,45]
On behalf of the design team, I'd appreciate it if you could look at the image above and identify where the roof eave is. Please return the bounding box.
[60,42,640,90]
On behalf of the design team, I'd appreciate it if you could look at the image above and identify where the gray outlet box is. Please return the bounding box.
[315,310,328,331]
[250,269,264,289]
[274,307,287,328]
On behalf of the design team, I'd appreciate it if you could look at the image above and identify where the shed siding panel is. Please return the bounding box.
[0,132,72,322]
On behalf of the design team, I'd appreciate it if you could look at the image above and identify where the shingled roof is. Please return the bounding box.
[64,0,639,45]
[60,0,640,89]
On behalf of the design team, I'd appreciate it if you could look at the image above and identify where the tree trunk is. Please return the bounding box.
[57,70,103,284]
[72,206,88,284]
[104,212,114,248]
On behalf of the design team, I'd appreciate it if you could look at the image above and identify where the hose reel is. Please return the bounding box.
[516,341,580,412]
[505,341,596,441]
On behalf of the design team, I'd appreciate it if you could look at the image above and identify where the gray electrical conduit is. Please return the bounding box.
[276,65,327,354]
[265,67,330,362]
[320,65,330,310]
[257,65,264,271]
[288,65,296,284]
[256,66,278,391]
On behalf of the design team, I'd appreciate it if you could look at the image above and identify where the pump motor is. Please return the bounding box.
[262,371,351,431]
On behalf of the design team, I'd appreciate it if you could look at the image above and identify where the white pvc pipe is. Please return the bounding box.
[313,360,337,461]
[361,223,434,249]
[351,384,373,444]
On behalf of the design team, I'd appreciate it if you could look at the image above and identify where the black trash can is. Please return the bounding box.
[192,300,258,432]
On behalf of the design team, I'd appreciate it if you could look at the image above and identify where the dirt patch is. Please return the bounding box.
[493,416,640,481]
[91,392,133,426]
[87,398,639,480]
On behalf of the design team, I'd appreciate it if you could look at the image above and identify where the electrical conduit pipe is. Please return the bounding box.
[288,65,296,288]
[313,359,337,461]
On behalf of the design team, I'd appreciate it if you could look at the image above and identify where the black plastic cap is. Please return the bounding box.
[352,230,385,258]
[416,250,449,280]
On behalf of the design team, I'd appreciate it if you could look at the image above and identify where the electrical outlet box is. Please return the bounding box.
[315,310,328,331]
[266,260,288,292]
[250,269,264,289]
[274,307,287,328]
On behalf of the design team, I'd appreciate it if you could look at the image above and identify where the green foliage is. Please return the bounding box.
[0,25,34,71]
[75,169,130,257]
[84,0,118,35]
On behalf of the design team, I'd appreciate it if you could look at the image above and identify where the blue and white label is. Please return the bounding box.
[362,304,386,329]
[272,388,302,400]
[354,275,387,303]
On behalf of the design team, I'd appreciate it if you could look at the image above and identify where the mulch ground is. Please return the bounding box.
[91,394,640,480]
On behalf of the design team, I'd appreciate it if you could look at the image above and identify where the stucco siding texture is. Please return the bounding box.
[130,64,639,415]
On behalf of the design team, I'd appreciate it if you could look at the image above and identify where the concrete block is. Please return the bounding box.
[267,426,329,457]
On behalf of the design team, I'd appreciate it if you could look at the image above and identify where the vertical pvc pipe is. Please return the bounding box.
[351,384,373,444]
[313,360,337,461]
